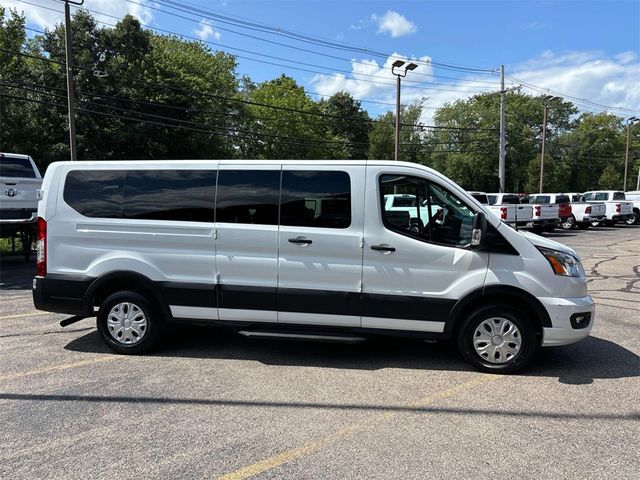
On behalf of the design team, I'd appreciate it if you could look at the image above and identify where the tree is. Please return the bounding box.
[431,92,577,192]
[319,91,372,159]
[368,101,427,162]
[243,75,327,159]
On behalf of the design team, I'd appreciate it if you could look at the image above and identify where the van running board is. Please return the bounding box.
[238,330,367,344]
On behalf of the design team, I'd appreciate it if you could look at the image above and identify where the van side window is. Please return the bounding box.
[124,170,215,222]
[379,174,475,247]
[216,170,280,225]
[64,170,126,218]
[280,171,351,228]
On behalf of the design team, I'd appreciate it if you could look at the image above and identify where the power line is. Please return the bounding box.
[18,2,494,94]
[0,50,497,132]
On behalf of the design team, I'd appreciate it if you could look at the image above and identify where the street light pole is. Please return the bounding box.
[391,60,418,161]
[623,116,638,191]
[61,0,84,161]
[539,95,556,193]
[499,65,506,192]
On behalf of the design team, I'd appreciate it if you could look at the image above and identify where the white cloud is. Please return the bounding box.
[509,50,640,116]
[309,50,640,125]
[2,0,154,30]
[310,53,440,119]
[194,19,221,42]
[522,21,550,31]
[372,10,417,38]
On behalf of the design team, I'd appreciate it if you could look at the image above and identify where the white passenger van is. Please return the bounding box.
[33,160,595,373]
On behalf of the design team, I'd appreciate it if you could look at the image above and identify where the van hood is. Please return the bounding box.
[517,230,581,260]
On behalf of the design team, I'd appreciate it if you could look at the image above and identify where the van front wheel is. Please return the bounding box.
[458,306,536,374]
[97,290,162,354]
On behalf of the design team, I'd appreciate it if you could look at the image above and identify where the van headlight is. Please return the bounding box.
[537,247,584,277]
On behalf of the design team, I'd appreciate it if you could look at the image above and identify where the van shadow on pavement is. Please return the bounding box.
[65,326,639,384]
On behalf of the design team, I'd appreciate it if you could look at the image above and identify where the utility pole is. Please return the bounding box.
[391,60,418,161]
[62,0,84,160]
[624,116,638,191]
[539,95,556,193]
[499,65,505,192]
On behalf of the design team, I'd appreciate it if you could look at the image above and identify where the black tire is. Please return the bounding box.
[531,225,543,234]
[576,222,590,230]
[560,215,575,230]
[457,305,537,374]
[625,211,639,225]
[603,220,614,227]
[543,224,555,232]
[97,290,163,354]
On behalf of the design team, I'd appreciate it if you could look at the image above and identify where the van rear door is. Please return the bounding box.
[276,164,365,327]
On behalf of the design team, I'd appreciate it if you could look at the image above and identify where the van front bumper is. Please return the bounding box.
[539,295,595,346]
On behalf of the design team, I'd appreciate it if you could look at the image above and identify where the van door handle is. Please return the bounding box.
[371,244,395,253]
[288,236,312,245]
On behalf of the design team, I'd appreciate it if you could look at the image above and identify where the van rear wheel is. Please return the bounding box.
[458,306,536,374]
[97,290,163,354]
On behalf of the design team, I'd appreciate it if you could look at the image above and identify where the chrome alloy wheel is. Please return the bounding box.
[107,302,148,345]
[473,317,522,364]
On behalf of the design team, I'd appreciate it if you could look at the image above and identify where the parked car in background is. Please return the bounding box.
[469,191,533,227]
[623,190,640,225]
[527,194,572,230]
[582,190,634,226]
[565,193,607,229]
[521,194,560,233]
[0,153,42,260]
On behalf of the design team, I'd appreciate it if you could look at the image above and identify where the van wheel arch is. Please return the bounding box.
[84,272,171,319]
[447,287,549,342]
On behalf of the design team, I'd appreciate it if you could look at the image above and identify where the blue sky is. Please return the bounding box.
[6,0,640,121]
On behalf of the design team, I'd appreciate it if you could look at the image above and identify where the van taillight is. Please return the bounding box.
[615,203,621,213]
[500,207,507,220]
[535,206,541,216]
[36,217,46,277]
[585,206,591,214]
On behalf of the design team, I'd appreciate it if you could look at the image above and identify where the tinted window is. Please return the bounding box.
[281,171,351,228]
[216,170,280,225]
[501,194,520,204]
[0,156,36,178]
[392,195,417,207]
[612,192,626,200]
[124,170,215,222]
[64,170,215,222]
[472,194,489,204]
[486,195,497,205]
[380,174,475,247]
[555,195,570,204]
[530,195,550,204]
[583,193,594,201]
[594,193,609,201]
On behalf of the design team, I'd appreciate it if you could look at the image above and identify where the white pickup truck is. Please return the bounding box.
[521,195,560,233]
[623,190,640,225]
[469,192,533,227]
[582,190,634,226]
[1,153,42,260]
[565,193,607,229]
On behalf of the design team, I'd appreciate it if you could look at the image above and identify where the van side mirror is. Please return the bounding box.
[470,212,487,249]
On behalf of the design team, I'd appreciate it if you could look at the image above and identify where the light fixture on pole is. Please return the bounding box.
[623,116,639,191]
[539,95,557,193]
[391,60,418,161]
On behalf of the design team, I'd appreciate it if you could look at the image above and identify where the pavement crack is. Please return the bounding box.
[0,327,93,339]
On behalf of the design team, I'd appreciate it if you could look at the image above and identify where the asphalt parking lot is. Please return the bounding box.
[0,226,638,479]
